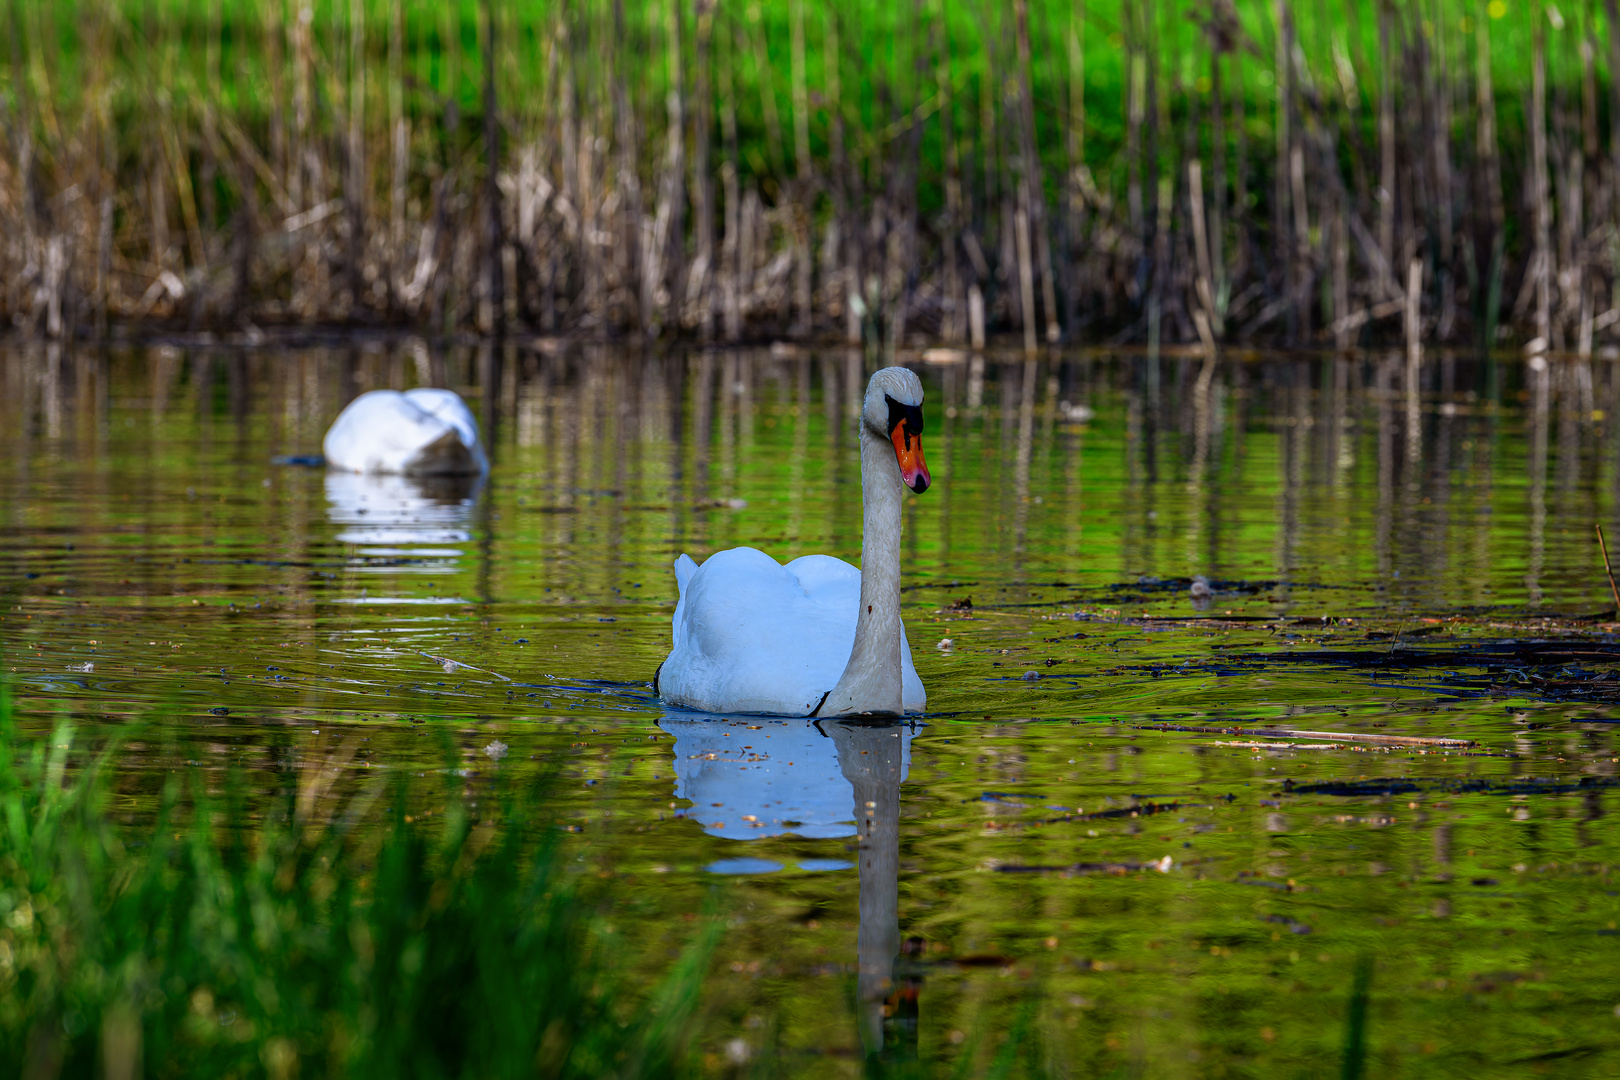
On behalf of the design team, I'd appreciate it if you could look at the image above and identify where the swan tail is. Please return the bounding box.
[667,554,700,661]
[673,553,699,596]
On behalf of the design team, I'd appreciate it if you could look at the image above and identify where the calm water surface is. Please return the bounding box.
[4,341,1620,1075]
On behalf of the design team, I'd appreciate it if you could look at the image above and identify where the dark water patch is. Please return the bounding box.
[1283,774,1620,798]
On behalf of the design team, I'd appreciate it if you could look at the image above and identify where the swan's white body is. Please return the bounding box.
[323,388,488,476]
[658,367,930,717]
[660,548,925,715]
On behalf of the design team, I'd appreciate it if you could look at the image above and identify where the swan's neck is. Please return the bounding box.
[821,422,904,716]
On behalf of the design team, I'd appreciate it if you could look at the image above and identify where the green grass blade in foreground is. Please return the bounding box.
[0,686,720,1078]
[1340,956,1373,1080]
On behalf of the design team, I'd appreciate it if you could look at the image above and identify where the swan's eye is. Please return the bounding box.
[884,394,925,439]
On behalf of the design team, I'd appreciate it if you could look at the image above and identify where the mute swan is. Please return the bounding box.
[657,366,930,717]
[323,388,488,476]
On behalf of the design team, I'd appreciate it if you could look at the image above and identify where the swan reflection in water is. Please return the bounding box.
[659,714,917,1058]
[324,471,482,579]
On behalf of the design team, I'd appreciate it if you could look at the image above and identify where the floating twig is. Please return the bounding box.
[419,652,512,682]
[1597,525,1620,616]
[1134,723,1473,748]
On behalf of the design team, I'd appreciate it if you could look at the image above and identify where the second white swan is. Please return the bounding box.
[656,366,931,717]
[323,388,488,476]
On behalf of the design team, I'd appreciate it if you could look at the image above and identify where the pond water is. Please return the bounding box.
[4,340,1620,1075]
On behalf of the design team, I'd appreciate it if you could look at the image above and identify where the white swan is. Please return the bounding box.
[323,388,488,476]
[657,366,931,717]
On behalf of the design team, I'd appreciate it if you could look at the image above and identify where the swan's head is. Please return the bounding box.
[864,367,930,494]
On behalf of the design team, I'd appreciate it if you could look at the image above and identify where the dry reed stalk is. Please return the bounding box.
[608,3,648,335]
[824,8,857,342]
[937,0,963,344]
[1530,11,1552,355]
[789,0,812,336]
[1273,0,1292,284]
[693,0,716,342]
[347,0,366,314]
[1145,0,1165,315]
[1064,3,1085,333]
[1431,0,1454,339]
[1205,8,1229,324]
[1607,1,1620,241]
[1008,0,1054,347]
[1580,274,1595,359]
[979,5,1000,236]
[1284,6,1310,340]
[1188,158,1215,334]
[1580,26,1599,191]
[1377,0,1395,294]
[1333,201,1350,350]
[86,0,112,336]
[1015,193,1037,356]
[652,0,686,335]
[264,2,287,212]
[162,104,206,278]
[882,0,924,356]
[389,0,406,293]
[718,9,742,342]
[1230,47,1251,284]
[1405,255,1423,462]
[1126,42,1144,247]
[480,0,503,336]
[1475,0,1504,349]
[202,0,222,272]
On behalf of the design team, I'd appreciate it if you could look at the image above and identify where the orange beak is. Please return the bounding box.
[891,421,930,493]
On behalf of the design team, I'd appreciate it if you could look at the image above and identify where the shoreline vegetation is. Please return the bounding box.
[1,2,1618,357]
[0,701,719,1078]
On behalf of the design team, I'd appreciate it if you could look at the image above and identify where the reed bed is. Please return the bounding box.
[1,0,1618,357]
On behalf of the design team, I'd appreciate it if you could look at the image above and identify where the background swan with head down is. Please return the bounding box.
[657,367,931,718]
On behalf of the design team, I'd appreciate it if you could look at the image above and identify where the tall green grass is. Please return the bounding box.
[0,688,717,1078]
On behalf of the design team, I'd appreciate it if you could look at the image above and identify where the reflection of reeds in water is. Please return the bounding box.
[4,2,1618,355]
[4,339,1618,614]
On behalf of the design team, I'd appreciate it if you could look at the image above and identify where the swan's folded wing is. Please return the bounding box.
[782,554,861,610]
[665,547,853,715]
[674,553,700,595]
[324,391,452,474]
[670,554,700,654]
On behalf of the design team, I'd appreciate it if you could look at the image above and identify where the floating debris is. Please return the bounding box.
[995,855,1173,876]
[419,653,512,682]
